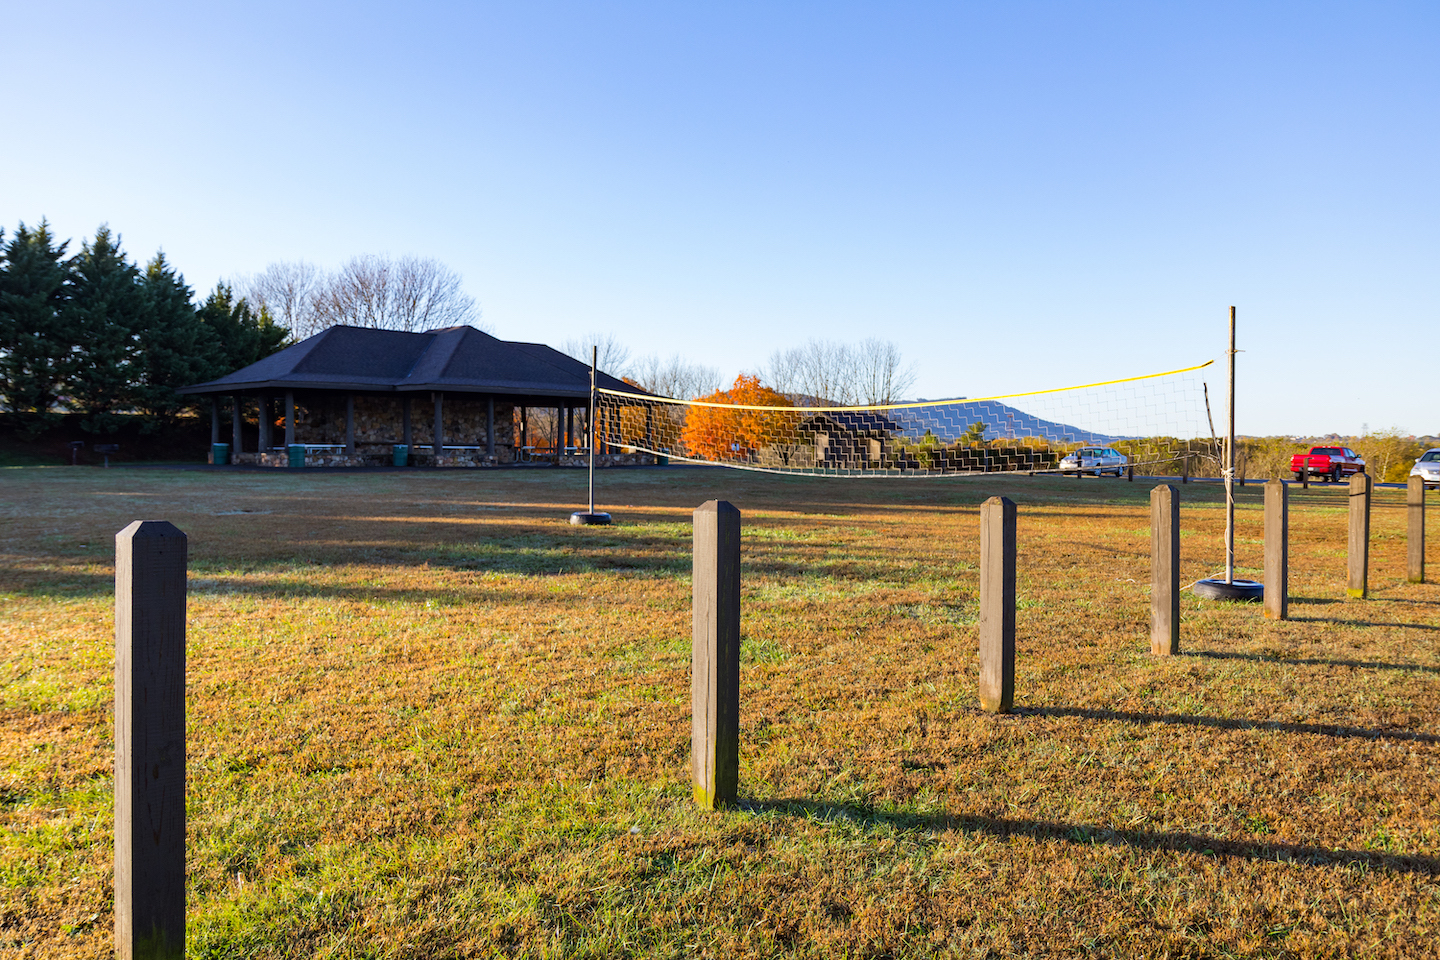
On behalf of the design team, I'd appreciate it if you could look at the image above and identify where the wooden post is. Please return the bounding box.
[258,393,271,451]
[433,391,444,466]
[1347,472,1372,598]
[345,393,355,456]
[486,397,496,459]
[284,391,295,448]
[979,496,1016,713]
[231,396,243,455]
[1301,457,1309,490]
[1264,479,1288,620]
[209,399,219,445]
[1408,475,1425,584]
[1151,484,1180,655]
[1127,463,1134,482]
[692,500,740,809]
[1181,454,1189,484]
[115,521,187,960]
[402,397,412,450]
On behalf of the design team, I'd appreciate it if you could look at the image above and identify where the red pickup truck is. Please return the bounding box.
[1291,446,1366,483]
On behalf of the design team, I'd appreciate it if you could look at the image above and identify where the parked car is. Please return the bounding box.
[1290,446,1365,483]
[1411,449,1440,489]
[1059,446,1128,476]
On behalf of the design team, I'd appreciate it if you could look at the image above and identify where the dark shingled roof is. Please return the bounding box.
[178,325,639,400]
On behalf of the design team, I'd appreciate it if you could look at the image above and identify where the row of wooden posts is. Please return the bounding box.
[111,477,1428,955]
[690,475,1430,809]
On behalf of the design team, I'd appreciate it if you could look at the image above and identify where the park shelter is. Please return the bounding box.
[177,324,643,467]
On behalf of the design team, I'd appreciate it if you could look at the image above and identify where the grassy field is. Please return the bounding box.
[1,464,1438,958]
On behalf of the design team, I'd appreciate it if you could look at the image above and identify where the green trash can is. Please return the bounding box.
[392,444,409,467]
[657,455,669,466]
[287,444,306,469]
[211,442,230,465]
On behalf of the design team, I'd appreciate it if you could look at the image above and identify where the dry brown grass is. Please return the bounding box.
[1,465,1438,958]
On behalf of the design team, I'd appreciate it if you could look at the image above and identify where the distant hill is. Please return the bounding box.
[890,399,1125,445]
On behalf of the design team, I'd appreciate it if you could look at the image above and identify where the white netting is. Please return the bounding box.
[592,361,1218,477]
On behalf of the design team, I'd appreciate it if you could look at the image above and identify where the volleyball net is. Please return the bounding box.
[593,360,1218,478]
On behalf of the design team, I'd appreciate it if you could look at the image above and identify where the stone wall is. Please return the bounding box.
[290,393,517,463]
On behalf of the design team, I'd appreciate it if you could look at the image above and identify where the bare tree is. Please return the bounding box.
[560,333,631,378]
[629,353,722,399]
[854,338,916,406]
[234,260,322,337]
[762,338,914,406]
[309,255,483,335]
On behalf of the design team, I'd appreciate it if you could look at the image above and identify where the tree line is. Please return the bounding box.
[0,220,288,436]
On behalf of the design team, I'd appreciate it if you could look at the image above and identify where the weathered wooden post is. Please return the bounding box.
[486,397,496,459]
[1151,484,1180,654]
[231,395,243,456]
[692,500,740,809]
[1264,479,1288,620]
[115,521,187,960]
[1347,472,1372,598]
[433,391,444,466]
[979,496,1016,712]
[1181,454,1189,484]
[1408,475,1425,584]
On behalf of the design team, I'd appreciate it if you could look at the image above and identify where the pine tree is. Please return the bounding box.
[0,220,72,434]
[197,282,290,373]
[64,226,144,433]
[132,252,213,423]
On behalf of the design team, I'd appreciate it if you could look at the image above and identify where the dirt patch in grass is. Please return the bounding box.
[2,466,1438,957]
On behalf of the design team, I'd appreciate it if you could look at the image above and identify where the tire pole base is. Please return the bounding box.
[570,512,612,526]
[1193,578,1264,602]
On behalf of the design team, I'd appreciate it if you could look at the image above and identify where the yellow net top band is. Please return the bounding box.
[598,359,1215,412]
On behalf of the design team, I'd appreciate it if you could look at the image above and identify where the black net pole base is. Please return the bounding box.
[570,512,612,526]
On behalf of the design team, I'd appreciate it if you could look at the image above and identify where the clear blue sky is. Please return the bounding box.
[4,1,1436,436]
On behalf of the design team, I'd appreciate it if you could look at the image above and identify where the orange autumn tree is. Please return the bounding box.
[680,374,796,463]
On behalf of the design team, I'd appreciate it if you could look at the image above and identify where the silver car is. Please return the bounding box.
[1059,446,1128,476]
[1411,449,1440,489]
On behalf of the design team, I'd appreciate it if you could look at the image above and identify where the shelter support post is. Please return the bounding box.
[1264,479,1288,620]
[209,399,219,445]
[114,521,187,960]
[433,392,444,467]
[1348,472,1372,598]
[692,500,740,810]
[231,396,243,455]
[258,394,271,451]
[402,398,412,449]
[978,496,1016,713]
[1151,484,1180,655]
[345,394,355,456]
[284,391,295,448]
[486,397,495,459]
[1409,476,1426,584]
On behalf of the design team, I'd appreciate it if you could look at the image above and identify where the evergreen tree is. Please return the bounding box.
[132,252,212,423]
[64,226,144,433]
[197,282,289,373]
[0,220,72,434]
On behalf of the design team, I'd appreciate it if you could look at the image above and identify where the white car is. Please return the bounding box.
[1059,446,1128,477]
[1411,449,1440,489]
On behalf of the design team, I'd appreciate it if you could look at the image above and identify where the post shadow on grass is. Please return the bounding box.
[1188,649,1440,674]
[1015,704,1440,744]
[739,799,1440,877]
